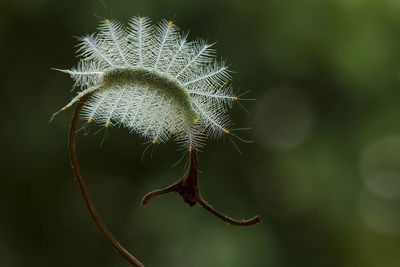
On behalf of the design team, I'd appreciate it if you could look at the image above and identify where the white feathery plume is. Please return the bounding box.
[52,16,248,151]
[127,16,153,67]
[98,20,130,66]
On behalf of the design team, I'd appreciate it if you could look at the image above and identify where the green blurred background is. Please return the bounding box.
[1,0,400,266]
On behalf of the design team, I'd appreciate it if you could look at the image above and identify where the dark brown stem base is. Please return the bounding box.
[142,149,261,227]
[69,96,144,267]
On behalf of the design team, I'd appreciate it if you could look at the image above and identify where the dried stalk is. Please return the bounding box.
[69,95,144,267]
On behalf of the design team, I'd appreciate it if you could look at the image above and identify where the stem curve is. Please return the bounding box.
[69,95,144,267]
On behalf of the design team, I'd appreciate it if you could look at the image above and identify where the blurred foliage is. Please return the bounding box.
[1,0,400,266]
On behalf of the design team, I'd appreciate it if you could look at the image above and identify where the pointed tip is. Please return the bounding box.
[48,107,66,123]
[51,68,72,74]
[48,115,55,123]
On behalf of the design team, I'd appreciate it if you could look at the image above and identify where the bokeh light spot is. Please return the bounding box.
[360,136,400,200]
[255,86,315,151]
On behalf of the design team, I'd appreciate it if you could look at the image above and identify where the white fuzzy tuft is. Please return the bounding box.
[53,17,246,150]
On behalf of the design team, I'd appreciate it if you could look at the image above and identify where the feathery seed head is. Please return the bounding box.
[52,19,261,266]
[53,16,247,150]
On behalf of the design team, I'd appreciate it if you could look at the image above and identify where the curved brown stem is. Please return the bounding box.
[141,179,183,206]
[197,198,261,226]
[142,149,261,227]
[69,95,144,267]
